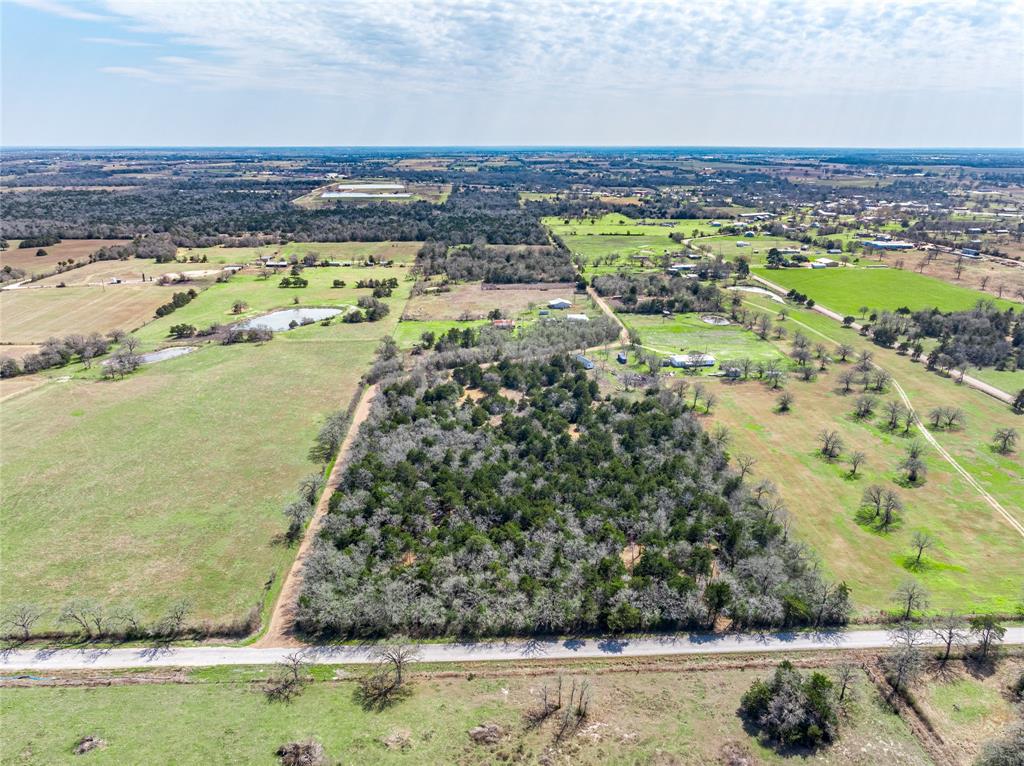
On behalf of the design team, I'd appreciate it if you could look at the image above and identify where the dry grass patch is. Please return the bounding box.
[0,284,172,342]
[404,282,553,321]
[0,239,130,275]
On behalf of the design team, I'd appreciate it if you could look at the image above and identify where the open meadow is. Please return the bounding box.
[666,295,1024,616]
[176,241,422,266]
[622,312,786,363]
[402,282,567,321]
[0,284,174,343]
[0,662,928,766]
[756,267,1021,315]
[544,213,718,268]
[0,264,412,630]
[1,240,129,276]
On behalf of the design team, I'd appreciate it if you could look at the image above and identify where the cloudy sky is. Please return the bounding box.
[2,0,1021,147]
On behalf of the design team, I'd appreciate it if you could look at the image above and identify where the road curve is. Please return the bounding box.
[3,628,1023,671]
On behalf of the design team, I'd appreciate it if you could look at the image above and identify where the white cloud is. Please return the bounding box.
[83,36,155,47]
[10,0,108,22]
[24,1,1024,109]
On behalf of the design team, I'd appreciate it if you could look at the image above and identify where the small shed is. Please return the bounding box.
[566,313,589,322]
[574,355,595,370]
[548,298,572,310]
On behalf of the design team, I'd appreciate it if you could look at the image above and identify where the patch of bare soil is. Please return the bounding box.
[73,735,106,755]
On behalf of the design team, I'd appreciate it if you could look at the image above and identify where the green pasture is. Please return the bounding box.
[622,313,785,364]
[756,266,1021,315]
[0,276,409,629]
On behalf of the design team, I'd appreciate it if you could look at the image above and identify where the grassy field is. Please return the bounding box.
[177,241,422,265]
[29,260,197,287]
[756,267,1021,315]
[0,285,173,343]
[0,272,411,629]
[909,657,1023,765]
[0,663,929,765]
[393,319,488,349]
[133,265,411,347]
[402,282,566,321]
[687,295,1024,616]
[622,313,786,364]
[1,240,129,276]
[544,213,718,267]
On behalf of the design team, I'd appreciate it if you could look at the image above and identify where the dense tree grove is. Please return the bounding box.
[297,357,850,638]
[416,241,575,284]
[0,185,548,248]
[591,272,725,314]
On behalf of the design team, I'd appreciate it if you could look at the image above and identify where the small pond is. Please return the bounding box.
[104,346,197,367]
[239,307,343,332]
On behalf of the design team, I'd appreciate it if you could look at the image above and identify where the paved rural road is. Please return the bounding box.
[3,628,1024,670]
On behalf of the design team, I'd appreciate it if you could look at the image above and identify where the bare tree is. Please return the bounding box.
[884,622,926,693]
[835,343,854,363]
[929,611,967,665]
[879,489,903,532]
[818,429,844,460]
[57,598,105,637]
[835,663,857,703]
[837,369,857,393]
[703,391,718,414]
[862,485,885,519]
[265,652,313,702]
[893,580,929,621]
[2,603,43,640]
[968,615,1006,659]
[910,531,936,566]
[776,390,794,412]
[848,450,867,477]
[883,400,907,431]
[157,599,193,640]
[853,394,877,419]
[735,455,756,480]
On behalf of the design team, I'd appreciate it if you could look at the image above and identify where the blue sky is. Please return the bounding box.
[2,0,1021,147]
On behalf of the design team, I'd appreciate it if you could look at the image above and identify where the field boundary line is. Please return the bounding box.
[256,381,379,647]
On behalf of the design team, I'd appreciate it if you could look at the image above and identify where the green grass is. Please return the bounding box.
[0,279,410,629]
[756,266,1020,315]
[544,213,718,267]
[134,266,411,347]
[0,666,929,765]
[622,313,785,364]
[704,294,1024,615]
[393,319,488,349]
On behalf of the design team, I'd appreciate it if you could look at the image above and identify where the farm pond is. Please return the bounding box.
[239,307,343,331]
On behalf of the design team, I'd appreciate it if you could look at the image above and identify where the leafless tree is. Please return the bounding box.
[818,429,843,460]
[776,390,794,412]
[735,455,756,480]
[853,394,877,419]
[58,598,105,637]
[837,369,857,393]
[879,489,904,532]
[157,599,193,640]
[884,622,926,693]
[835,343,854,362]
[848,451,867,477]
[862,485,885,519]
[835,663,857,703]
[929,611,967,665]
[703,391,718,414]
[2,603,43,640]
[883,400,907,431]
[910,531,936,566]
[893,580,929,621]
[265,652,313,702]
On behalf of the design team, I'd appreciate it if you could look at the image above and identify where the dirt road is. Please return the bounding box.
[256,383,379,647]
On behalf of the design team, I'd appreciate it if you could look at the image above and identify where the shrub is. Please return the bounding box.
[740,661,838,748]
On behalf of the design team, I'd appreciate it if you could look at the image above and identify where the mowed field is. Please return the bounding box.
[756,266,1021,315]
[0,265,412,629]
[0,664,928,766]
[1,239,129,276]
[689,296,1024,616]
[622,313,787,363]
[0,285,174,343]
[544,213,719,267]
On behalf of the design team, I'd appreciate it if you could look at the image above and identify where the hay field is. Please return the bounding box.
[0,239,129,275]
[0,285,172,343]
